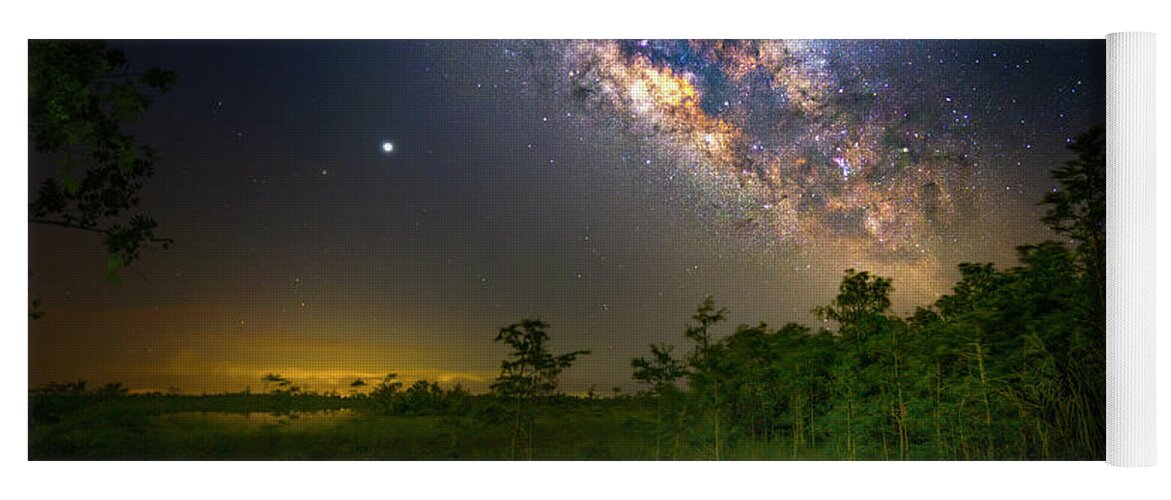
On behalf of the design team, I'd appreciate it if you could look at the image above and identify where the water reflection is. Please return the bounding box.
[158,409,356,430]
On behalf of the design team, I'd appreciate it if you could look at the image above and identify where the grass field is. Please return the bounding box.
[29,393,840,460]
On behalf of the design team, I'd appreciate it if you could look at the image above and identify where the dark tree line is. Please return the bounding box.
[630,126,1106,460]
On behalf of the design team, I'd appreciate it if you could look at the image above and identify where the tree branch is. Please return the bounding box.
[28,217,105,235]
[29,217,173,245]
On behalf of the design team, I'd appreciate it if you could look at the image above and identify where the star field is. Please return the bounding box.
[499,39,1104,295]
[29,40,1105,395]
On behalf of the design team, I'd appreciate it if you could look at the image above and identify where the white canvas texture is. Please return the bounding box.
[1106,31,1156,467]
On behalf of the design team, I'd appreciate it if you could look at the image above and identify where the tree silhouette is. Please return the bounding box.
[1042,125,1106,337]
[491,319,589,459]
[368,373,404,413]
[814,269,893,343]
[814,270,897,459]
[349,378,367,396]
[261,373,290,394]
[28,40,175,286]
[97,382,128,398]
[27,130,1106,460]
[683,296,728,460]
[632,343,686,460]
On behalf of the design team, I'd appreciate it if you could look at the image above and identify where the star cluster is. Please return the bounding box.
[28,40,1105,395]
[495,39,1101,293]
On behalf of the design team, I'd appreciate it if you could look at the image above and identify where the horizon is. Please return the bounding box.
[29,39,1105,396]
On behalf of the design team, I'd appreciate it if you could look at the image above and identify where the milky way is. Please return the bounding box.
[493,40,1098,296]
[29,40,1105,394]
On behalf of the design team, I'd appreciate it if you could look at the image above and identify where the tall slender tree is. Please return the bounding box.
[492,319,589,460]
[683,296,728,460]
[632,343,687,460]
[1041,125,1106,337]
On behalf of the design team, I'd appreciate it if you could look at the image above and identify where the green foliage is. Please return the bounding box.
[491,319,589,459]
[626,234,1102,459]
[31,235,1104,460]
[1042,125,1107,338]
[680,296,729,459]
[814,269,892,342]
[368,373,404,413]
[631,344,686,393]
[632,343,687,459]
[492,319,590,400]
[639,133,1107,460]
[684,296,727,356]
[29,40,175,282]
[29,129,1104,460]
[1043,126,1106,246]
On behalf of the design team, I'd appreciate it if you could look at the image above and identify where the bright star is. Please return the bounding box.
[382,142,394,153]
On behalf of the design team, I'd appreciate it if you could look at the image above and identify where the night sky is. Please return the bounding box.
[29,40,1105,394]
